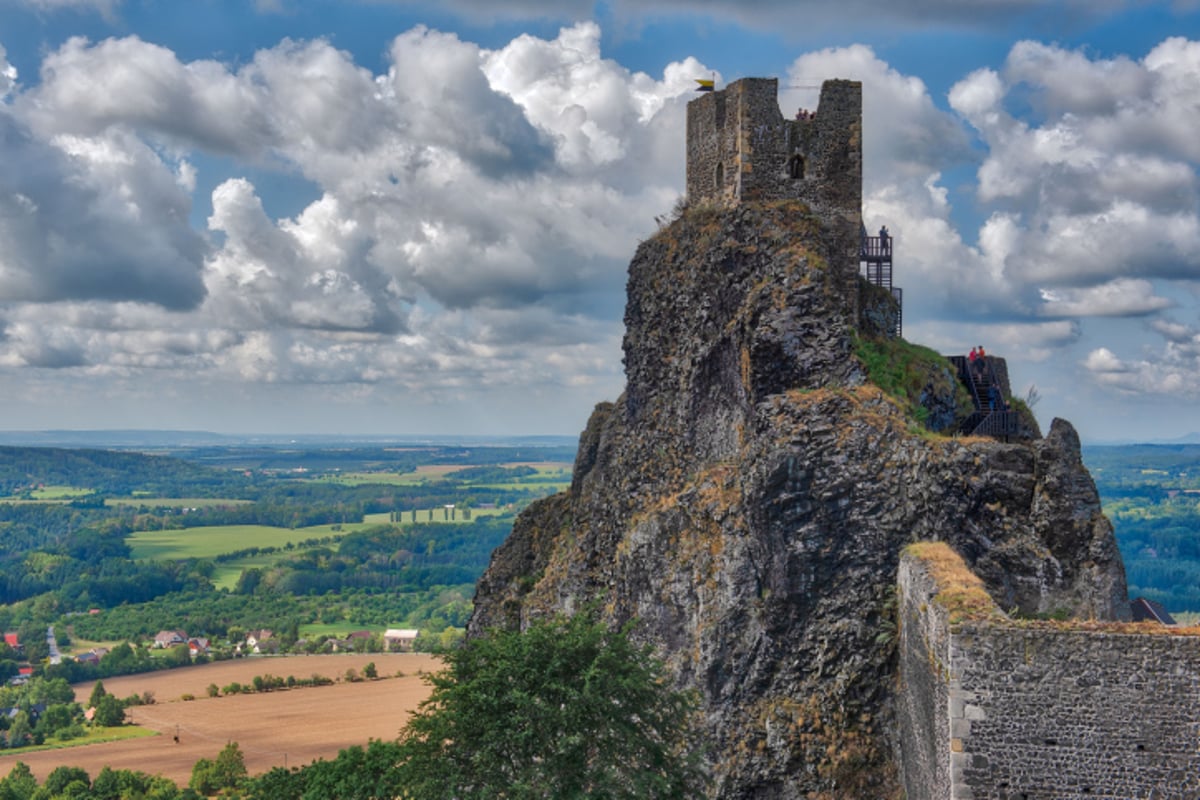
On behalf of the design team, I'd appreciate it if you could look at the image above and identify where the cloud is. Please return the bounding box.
[384,26,554,179]
[908,318,1081,364]
[0,22,699,401]
[0,112,208,308]
[1082,345,1192,394]
[949,39,1200,293]
[6,16,1200,419]
[1150,317,1195,343]
[204,178,405,334]
[0,45,15,100]
[1038,279,1173,317]
[481,21,703,179]
[21,36,276,157]
[1081,315,1200,395]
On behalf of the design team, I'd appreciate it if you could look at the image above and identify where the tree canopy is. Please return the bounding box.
[391,612,704,799]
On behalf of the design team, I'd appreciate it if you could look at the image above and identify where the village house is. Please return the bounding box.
[239,629,280,655]
[153,630,187,649]
[384,629,419,652]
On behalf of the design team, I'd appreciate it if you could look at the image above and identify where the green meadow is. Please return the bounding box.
[128,523,356,561]
[1,724,156,756]
[208,553,295,591]
[319,462,572,490]
[130,510,516,590]
[30,485,94,499]
[298,622,384,638]
[1,485,95,503]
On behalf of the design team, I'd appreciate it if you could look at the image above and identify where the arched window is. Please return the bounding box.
[715,162,725,190]
[788,154,805,180]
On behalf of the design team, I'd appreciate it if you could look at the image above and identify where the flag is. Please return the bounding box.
[695,79,715,92]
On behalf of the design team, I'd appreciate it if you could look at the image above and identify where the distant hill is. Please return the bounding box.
[0,445,242,497]
[1082,443,1200,612]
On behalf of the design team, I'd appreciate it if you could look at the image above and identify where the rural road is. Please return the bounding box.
[46,626,60,665]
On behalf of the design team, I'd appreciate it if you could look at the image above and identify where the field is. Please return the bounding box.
[128,524,352,562]
[130,513,513,590]
[0,485,95,504]
[29,485,93,500]
[320,465,463,487]
[0,654,441,786]
[320,462,572,490]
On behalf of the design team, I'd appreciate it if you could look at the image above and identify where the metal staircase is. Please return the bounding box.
[948,355,1018,439]
[860,225,902,338]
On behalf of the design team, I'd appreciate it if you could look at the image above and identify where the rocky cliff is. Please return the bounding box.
[469,201,1128,799]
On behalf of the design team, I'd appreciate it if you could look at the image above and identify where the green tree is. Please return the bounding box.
[216,741,248,788]
[163,644,191,668]
[0,762,38,800]
[87,680,107,710]
[42,766,89,797]
[188,759,216,796]
[191,741,247,795]
[6,712,31,749]
[267,740,404,800]
[393,611,705,799]
[34,703,77,740]
[92,694,124,727]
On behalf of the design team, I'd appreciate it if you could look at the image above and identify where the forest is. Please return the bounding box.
[0,441,569,682]
[1083,444,1200,613]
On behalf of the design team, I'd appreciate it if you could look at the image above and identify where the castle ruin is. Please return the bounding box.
[685,77,862,219]
[686,78,867,321]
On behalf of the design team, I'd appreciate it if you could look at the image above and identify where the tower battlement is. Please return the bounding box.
[685,77,862,221]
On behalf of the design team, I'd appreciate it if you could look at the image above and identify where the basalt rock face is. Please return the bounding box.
[469,202,1128,799]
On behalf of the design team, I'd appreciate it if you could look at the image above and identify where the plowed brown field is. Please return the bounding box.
[0,653,441,785]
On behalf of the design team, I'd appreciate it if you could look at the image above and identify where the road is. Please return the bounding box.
[46,625,60,665]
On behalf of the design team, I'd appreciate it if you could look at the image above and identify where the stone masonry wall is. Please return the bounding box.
[685,78,861,221]
[899,545,1200,800]
[685,77,864,323]
[897,554,954,800]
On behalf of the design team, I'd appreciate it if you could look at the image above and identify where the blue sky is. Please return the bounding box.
[1,0,1200,442]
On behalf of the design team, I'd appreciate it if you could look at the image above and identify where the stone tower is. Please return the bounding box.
[685,77,862,220]
[687,77,864,316]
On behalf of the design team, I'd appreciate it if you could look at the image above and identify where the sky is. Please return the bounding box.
[1,1,1200,442]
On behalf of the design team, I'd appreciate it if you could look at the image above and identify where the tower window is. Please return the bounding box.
[788,154,805,180]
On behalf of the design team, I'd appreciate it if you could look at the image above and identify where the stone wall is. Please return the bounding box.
[685,77,864,322]
[896,554,954,800]
[685,78,861,221]
[899,544,1200,800]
